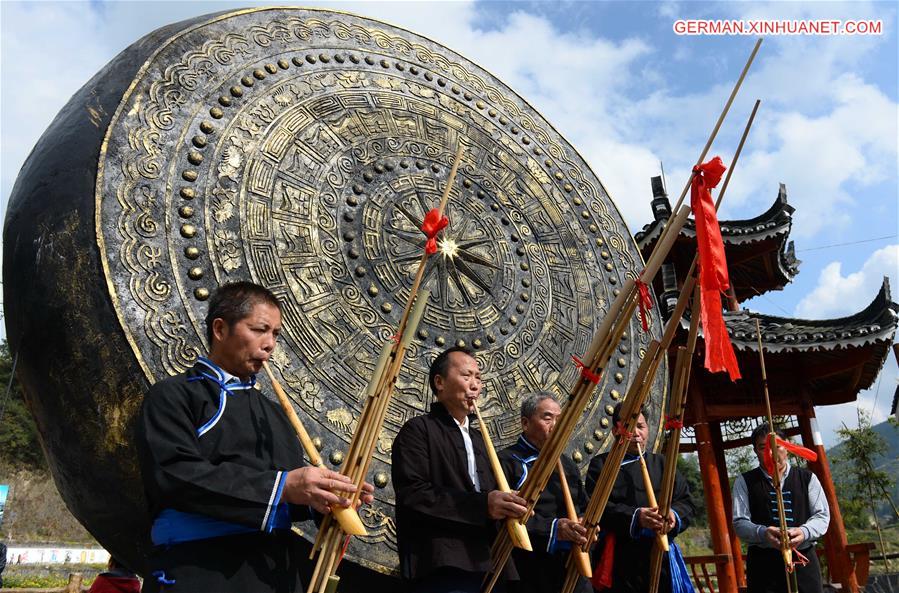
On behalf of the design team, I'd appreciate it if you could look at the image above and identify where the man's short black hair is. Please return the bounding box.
[751,422,786,449]
[611,401,648,428]
[428,346,474,396]
[205,281,281,344]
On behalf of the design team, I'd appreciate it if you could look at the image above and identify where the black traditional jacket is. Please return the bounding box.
[499,436,591,593]
[586,451,696,593]
[391,401,517,581]
[136,358,312,592]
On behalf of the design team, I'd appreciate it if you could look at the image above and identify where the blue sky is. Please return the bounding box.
[1,0,897,448]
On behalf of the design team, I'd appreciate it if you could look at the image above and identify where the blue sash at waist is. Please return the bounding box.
[151,505,291,545]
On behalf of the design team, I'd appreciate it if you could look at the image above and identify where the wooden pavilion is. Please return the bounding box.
[634,178,899,592]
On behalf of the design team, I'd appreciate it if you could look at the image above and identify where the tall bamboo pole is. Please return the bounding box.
[646,98,760,593]
[472,401,533,551]
[755,318,796,593]
[304,145,465,593]
[555,41,764,593]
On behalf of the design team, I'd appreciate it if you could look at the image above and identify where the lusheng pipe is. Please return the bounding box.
[636,441,669,552]
[263,362,367,536]
[756,318,797,593]
[491,40,764,593]
[557,459,592,578]
[308,145,465,593]
[472,401,533,552]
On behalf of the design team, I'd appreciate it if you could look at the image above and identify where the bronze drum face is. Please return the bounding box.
[8,7,665,577]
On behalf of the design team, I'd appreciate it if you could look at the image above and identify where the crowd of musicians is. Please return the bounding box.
[135,282,829,593]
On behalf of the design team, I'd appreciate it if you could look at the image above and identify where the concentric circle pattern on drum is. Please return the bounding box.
[95,8,665,573]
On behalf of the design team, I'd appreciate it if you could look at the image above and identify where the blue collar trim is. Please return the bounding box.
[195,357,256,390]
[517,435,540,454]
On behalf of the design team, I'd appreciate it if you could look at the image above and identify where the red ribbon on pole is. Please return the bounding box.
[613,421,634,441]
[421,208,449,255]
[336,534,352,568]
[791,547,810,571]
[763,436,819,476]
[572,355,601,384]
[636,280,653,331]
[691,157,741,381]
[664,415,684,430]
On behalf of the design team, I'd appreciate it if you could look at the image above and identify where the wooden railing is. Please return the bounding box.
[817,542,876,587]
[686,542,877,593]
[684,554,731,593]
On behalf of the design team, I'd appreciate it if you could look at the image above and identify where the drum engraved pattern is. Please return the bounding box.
[95,8,665,574]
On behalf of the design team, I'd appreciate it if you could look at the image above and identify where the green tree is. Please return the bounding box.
[833,410,899,567]
[678,453,707,526]
[0,340,47,470]
[726,445,756,478]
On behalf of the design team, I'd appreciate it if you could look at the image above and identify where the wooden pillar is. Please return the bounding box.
[797,399,859,592]
[690,382,738,593]
[725,286,740,312]
[710,420,746,588]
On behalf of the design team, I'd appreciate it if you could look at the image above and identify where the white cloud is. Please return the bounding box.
[728,74,897,238]
[795,244,898,318]
[602,1,899,239]
[656,1,681,21]
[788,243,898,449]
[815,352,897,449]
[408,10,658,227]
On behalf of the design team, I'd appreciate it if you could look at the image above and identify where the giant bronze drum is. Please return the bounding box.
[3,7,666,581]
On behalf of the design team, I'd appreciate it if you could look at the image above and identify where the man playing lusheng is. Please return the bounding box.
[392,346,528,593]
[732,423,829,593]
[586,404,696,593]
[136,281,372,593]
[499,392,591,593]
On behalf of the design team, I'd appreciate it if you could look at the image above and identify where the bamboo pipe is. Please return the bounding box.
[309,531,339,593]
[576,97,758,544]
[573,342,665,593]
[345,291,430,508]
[525,288,640,499]
[391,144,463,345]
[755,319,795,593]
[263,362,367,536]
[317,538,341,593]
[313,144,461,547]
[310,145,463,593]
[635,441,669,553]
[472,401,533,551]
[647,347,689,593]
[583,94,763,593]
[647,96,762,590]
[498,43,764,593]
[310,294,430,580]
[557,459,592,578]
[668,38,762,216]
[648,285,702,593]
[502,286,639,544]
[581,341,662,531]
